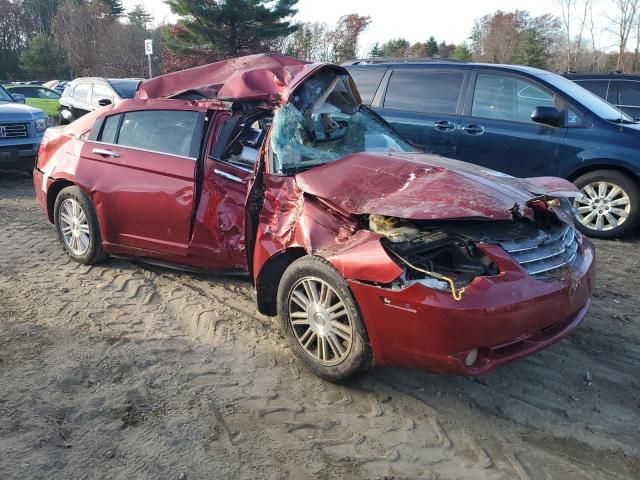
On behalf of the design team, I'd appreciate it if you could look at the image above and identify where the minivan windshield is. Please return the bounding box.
[0,86,14,103]
[541,73,634,122]
[271,70,415,175]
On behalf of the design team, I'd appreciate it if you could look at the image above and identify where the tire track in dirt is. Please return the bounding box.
[1,174,639,479]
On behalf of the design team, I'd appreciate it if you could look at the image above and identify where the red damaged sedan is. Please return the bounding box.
[33,54,595,381]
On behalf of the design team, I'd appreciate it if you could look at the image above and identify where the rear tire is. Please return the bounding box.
[54,186,108,264]
[573,170,639,238]
[277,255,372,382]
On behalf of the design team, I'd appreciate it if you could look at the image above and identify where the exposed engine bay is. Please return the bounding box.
[369,196,580,300]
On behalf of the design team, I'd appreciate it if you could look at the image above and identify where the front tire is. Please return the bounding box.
[54,186,108,264]
[573,170,639,238]
[277,255,372,382]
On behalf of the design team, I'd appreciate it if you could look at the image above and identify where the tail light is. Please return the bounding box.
[36,135,49,169]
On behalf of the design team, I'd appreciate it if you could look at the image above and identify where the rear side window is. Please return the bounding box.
[384,70,464,114]
[574,80,609,100]
[116,110,199,157]
[99,114,121,144]
[348,68,386,104]
[617,81,640,106]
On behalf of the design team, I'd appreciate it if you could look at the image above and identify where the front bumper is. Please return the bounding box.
[350,238,595,375]
[0,143,38,170]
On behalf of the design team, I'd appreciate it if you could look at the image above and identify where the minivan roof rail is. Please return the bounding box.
[342,57,467,66]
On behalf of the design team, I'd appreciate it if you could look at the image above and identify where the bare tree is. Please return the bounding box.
[605,0,640,71]
[557,0,592,71]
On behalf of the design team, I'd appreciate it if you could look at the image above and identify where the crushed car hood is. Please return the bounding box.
[295,153,576,221]
[137,53,324,102]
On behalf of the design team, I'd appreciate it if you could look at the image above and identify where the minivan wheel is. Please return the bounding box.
[54,186,108,264]
[573,170,639,238]
[277,256,372,382]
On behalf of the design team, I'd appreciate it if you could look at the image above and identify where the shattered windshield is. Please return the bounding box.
[271,70,415,175]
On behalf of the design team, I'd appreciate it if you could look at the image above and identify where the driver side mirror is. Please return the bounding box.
[11,93,25,104]
[97,98,113,107]
[531,106,562,127]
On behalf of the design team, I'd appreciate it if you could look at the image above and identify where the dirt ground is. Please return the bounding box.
[0,171,638,480]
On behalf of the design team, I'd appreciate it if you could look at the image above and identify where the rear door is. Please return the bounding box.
[374,67,468,157]
[455,71,568,178]
[81,108,204,255]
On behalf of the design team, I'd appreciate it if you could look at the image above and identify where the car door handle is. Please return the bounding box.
[434,120,457,131]
[460,124,485,135]
[92,148,120,158]
[214,168,245,183]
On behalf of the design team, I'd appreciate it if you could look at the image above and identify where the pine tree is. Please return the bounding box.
[127,4,152,30]
[101,0,125,16]
[166,0,299,58]
[425,36,438,57]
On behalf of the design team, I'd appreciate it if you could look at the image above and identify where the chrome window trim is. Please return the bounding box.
[86,139,197,161]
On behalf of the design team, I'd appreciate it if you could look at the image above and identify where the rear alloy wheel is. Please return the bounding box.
[277,256,372,382]
[573,170,639,238]
[54,186,108,264]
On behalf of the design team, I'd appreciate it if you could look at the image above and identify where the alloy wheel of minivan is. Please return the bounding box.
[573,170,640,238]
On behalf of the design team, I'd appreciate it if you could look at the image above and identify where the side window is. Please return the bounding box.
[574,80,609,101]
[348,68,386,104]
[472,74,557,123]
[73,83,91,104]
[92,83,114,106]
[384,70,464,114]
[117,110,199,157]
[617,81,640,107]
[99,114,121,144]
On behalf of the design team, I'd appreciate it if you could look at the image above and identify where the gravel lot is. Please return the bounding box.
[1,171,639,480]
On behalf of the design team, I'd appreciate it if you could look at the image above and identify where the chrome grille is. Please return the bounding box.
[499,224,579,278]
[0,123,28,138]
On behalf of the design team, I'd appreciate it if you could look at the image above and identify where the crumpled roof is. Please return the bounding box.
[136,53,313,102]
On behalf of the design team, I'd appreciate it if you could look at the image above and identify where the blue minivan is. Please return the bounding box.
[345,60,640,238]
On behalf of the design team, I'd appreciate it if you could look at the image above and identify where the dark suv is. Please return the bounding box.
[564,72,640,118]
[345,60,640,238]
[59,77,141,124]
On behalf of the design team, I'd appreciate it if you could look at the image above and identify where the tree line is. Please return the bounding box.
[3,0,640,81]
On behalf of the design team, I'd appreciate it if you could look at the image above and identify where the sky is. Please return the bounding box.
[123,0,617,55]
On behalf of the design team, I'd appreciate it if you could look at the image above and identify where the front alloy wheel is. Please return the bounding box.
[277,256,372,382]
[288,277,354,366]
[573,170,639,238]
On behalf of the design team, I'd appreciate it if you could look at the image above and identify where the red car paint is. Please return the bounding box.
[34,54,595,376]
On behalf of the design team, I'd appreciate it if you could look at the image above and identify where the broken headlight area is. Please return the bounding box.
[370,215,498,300]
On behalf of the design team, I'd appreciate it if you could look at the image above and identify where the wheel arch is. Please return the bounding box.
[567,162,640,188]
[46,179,76,223]
[255,247,307,316]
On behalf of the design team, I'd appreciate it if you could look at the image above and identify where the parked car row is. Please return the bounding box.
[33,54,595,382]
[345,60,640,238]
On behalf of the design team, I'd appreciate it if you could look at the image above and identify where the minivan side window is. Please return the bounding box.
[348,68,386,104]
[617,80,640,107]
[472,74,557,124]
[116,110,199,157]
[574,80,609,100]
[384,70,465,114]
